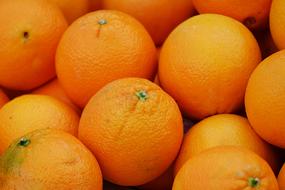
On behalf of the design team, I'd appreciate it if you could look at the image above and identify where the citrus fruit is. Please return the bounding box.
[56,10,157,107]
[78,78,183,186]
[0,95,79,154]
[245,50,285,148]
[270,0,285,50]
[174,114,279,175]
[173,146,279,190]
[0,129,102,189]
[102,0,195,45]
[159,14,261,119]
[0,0,67,90]
[192,0,272,29]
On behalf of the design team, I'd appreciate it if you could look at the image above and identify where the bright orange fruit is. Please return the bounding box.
[245,50,285,148]
[173,146,279,190]
[0,0,67,90]
[0,129,102,189]
[56,10,157,107]
[0,95,79,154]
[79,78,183,186]
[159,14,261,119]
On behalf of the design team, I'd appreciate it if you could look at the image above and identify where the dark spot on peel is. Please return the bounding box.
[23,31,29,39]
[17,137,30,147]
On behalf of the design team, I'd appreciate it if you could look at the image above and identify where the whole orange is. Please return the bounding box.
[270,0,285,50]
[159,14,261,120]
[174,114,279,175]
[0,129,102,189]
[0,90,9,109]
[102,0,195,45]
[56,10,157,108]
[0,95,79,154]
[0,0,67,90]
[48,0,90,24]
[192,0,272,29]
[245,50,285,148]
[78,78,183,186]
[173,146,279,190]
[33,79,79,112]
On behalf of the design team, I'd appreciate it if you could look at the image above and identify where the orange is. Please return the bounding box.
[78,78,183,186]
[270,0,285,50]
[0,95,79,154]
[102,0,195,45]
[0,0,68,90]
[192,0,272,29]
[173,146,279,190]
[138,165,174,190]
[278,163,285,190]
[0,89,9,109]
[174,114,279,175]
[56,10,157,108]
[245,50,285,148]
[0,129,102,189]
[48,0,90,24]
[159,14,261,120]
[33,79,79,112]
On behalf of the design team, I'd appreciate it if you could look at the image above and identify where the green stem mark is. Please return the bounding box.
[248,177,260,188]
[136,90,148,101]
[17,137,30,147]
[98,19,107,25]
[97,19,107,37]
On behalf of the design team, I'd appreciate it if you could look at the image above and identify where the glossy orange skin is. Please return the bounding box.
[245,50,285,148]
[159,14,261,120]
[270,0,285,50]
[78,78,183,186]
[0,89,9,109]
[56,10,157,108]
[102,0,195,45]
[0,95,79,154]
[0,129,102,189]
[173,146,279,190]
[48,0,90,24]
[193,0,272,29]
[174,114,279,175]
[0,0,68,90]
[33,79,79,112]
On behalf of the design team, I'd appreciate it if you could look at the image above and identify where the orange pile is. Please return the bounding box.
[0,0,284,189]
